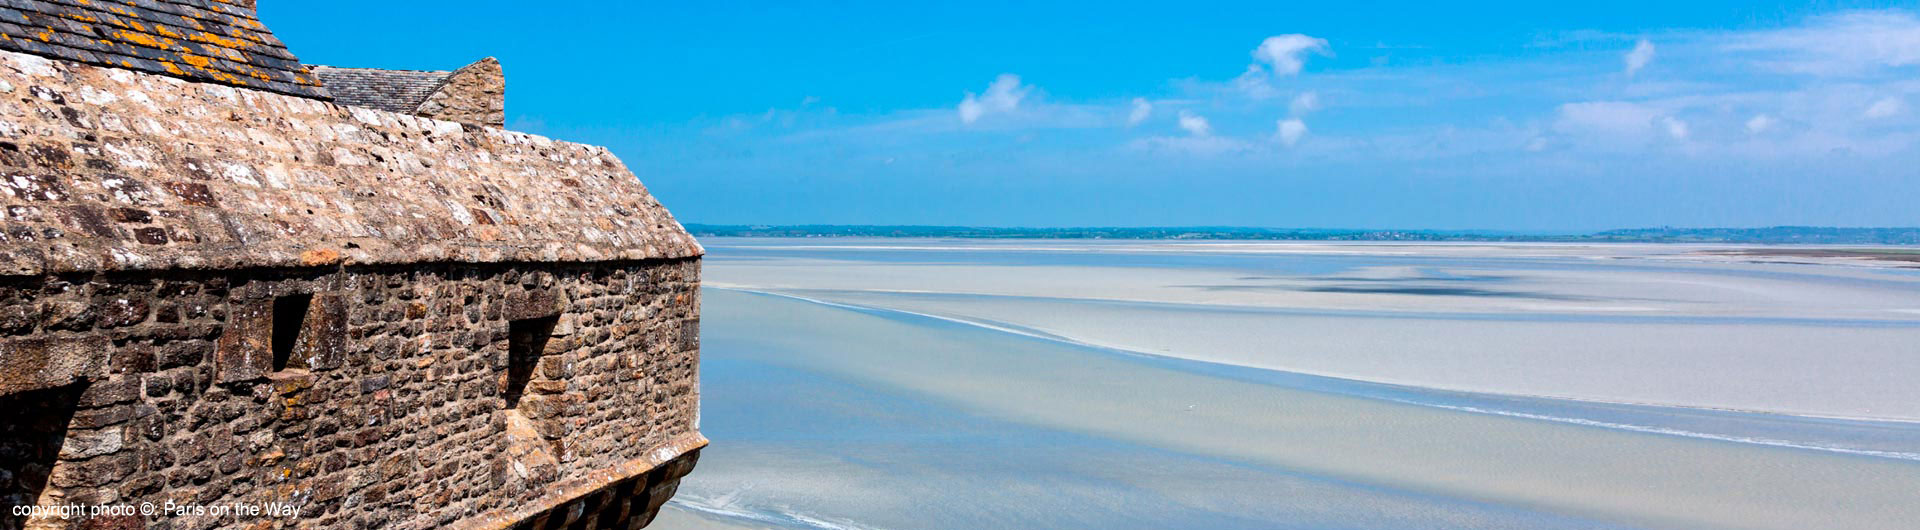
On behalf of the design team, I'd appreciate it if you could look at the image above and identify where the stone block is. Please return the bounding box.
[359,375,390,394]
[214,299,273,383]
[50,451,136,488]
[58,426,124,459]
[68,404,134,429]
[296,293,348,371]
[503,288,564,321]
[0,335,106,394]
[97,295,151,328]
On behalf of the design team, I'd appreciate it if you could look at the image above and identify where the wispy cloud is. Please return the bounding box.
[1127,135,1252,157]
[1228,34,1333,100]
[1177,110,1213,136]
[1865,96,1907,118]
[1624,39,1656,76]
[1555,101,1661,138]
[1276,118,1308,147]
[958,74,1032,124]
[1660,116,1689,140]
[1289,91,1321,115]
[1127,97,1152,126]
[652,8,1920,226]
[1253,34,1332,76]
[1721,11,1920,76]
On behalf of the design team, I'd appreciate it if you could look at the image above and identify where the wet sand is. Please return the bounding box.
[665,332,1632,529]
[659,239,1920,529]
[704,239,1920,420]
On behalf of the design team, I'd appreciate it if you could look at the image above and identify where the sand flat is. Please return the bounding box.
[681,288,1920,530]
[668,239,1920,529]
[706,239,1920,420]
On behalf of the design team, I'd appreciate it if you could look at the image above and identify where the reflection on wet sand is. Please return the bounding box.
[659,240,1920,529]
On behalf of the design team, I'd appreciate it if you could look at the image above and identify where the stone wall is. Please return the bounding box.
[0,258,702,529]
[414,58,506,128]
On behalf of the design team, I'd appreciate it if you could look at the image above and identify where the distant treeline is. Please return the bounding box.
[683,224,1920,245]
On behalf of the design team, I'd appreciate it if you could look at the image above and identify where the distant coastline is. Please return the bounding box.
[685,224,1920,245]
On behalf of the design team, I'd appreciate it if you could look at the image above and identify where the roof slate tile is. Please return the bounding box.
[0,0,326,99]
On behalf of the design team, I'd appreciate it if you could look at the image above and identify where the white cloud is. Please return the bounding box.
[1127,98,1152,126]
[958,98,984,123]
[1661,116,1690,140]
[1277,118,1308,146]
[1231,65,1281,100]
[1555,101,1661,136]
[1554,101,1689,142]
[1625,39,1656,77]
[1128,135,1251,157]
[1252,34,1331,76]
[1864,96,1907,118]
[791,10,1920,177]
[1525,136,1551,152]
[1722,10,1920,75]
[1178,110,1212,136]
[1289,91,1321,115]
[958,74,1031,124]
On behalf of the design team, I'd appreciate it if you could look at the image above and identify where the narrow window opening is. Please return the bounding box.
[271,293,313,372]
[505,315,558,408]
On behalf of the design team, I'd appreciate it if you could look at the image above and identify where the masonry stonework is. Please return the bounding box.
[2,261,701,530]
[0,4,705,528]
[413,58,506,128]
[309,58,506,128]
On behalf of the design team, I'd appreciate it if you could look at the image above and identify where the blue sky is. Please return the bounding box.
[264,1,1920,230]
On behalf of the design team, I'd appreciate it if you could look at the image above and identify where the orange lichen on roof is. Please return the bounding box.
[189,31,250,49]
[203,69,246,85]
[113,30,163,49]
[0,0,332,99]
[99,13,146,33]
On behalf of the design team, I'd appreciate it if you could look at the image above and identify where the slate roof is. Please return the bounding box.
[306,65,451,114]
[0,0,328,99]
